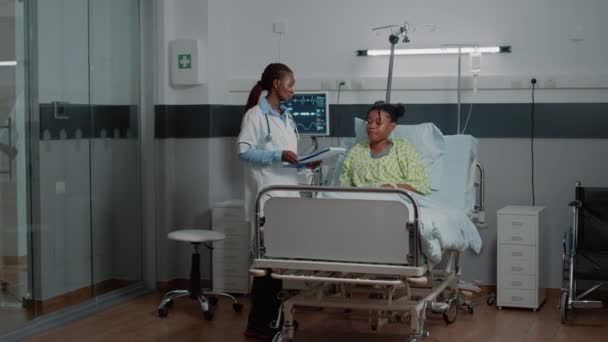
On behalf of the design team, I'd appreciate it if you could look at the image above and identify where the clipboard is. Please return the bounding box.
[283,147,346,168]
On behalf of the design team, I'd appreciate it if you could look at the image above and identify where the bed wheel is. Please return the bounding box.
[272,331,292,342]
[486,294,496,306]
[443,297,458,324]
[560,291,569,324]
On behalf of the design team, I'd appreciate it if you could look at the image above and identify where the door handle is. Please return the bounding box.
[52,101,69,120]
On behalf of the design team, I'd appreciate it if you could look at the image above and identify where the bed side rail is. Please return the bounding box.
[473,161,487,228]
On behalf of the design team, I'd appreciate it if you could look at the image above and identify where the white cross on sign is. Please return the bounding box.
[178,54,192,69]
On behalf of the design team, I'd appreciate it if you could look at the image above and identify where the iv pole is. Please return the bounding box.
[441,43,477,134]
[374,23,410,103]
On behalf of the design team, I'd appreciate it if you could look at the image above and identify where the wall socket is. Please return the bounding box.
[272,20,287,34]
[55,181,66,195]
[352,79,365,91]
[544,78,557,88]
[336,80,350,90]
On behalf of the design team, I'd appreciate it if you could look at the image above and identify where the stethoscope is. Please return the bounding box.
[264,111,299,142]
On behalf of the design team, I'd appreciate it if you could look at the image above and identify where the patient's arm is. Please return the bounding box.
[380,183,421,195]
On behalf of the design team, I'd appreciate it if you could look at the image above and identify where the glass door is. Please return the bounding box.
[30,0,143,315]
[0,0,33,333]
[89,0,142,296]
[0,0,143,334]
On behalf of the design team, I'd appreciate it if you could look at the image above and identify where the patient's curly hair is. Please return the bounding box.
[368,101,406,123]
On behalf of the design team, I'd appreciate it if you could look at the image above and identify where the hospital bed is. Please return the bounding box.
[561,182,608,323]
[250,133,485,342]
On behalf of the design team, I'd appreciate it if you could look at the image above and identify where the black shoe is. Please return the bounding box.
[244,323,279,341]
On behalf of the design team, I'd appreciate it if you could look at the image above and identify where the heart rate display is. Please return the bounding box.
[286,92,329,136]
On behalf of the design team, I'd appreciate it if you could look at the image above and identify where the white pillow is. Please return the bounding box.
[353,118,445,191]
[427,135,478,212]
[329,138,357,186]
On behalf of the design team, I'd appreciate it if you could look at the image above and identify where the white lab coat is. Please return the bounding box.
[237,104,299,225]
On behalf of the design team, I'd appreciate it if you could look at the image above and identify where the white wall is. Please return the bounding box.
[156,0,608,288]
[226,0,608,104]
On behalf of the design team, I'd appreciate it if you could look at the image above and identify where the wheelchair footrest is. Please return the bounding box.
[572,300,603,309]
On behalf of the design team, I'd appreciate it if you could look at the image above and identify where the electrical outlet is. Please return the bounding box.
[352,79,365,91]
[510,80,523,89]
[321,79,332,90]
[272,20,287,34]
[336,79,351,90]
[544,78,557,88]
[55,181,66,195]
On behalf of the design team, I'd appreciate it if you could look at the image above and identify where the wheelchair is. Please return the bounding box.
[561,182,608,323]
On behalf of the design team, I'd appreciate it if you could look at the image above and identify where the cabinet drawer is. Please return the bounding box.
[498,215,537,245]
[499,274,535,290]
[213,274,249,293]
[212,208,245,222]
[213,238,248,250]
[213,265,248,279]
[213,222,249,237]
[500,256,535,276]
[498,288,535,307]
[500,244,535,261]
[213,248,247,265]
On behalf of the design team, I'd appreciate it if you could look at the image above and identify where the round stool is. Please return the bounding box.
[157,229,243,319]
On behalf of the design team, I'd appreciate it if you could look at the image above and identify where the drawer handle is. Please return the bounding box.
[511,237,523,242]
[511,252,523,257]
[511,296,523,301]
[511,266,523,272]
[512,222,524,227]
[511,281,523,286]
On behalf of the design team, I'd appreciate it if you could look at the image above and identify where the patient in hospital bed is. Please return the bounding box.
[340,102,431,195]
[325,102,482,264]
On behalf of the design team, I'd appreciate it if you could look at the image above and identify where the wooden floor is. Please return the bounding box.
[24,291,608,342]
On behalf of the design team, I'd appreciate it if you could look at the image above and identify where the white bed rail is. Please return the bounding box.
[473,161,487,228]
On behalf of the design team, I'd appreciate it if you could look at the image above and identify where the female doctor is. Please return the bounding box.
[237,63,316,339]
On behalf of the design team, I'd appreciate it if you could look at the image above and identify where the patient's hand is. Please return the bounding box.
[381,183,420,194]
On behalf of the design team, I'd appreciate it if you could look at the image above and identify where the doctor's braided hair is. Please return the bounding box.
[244,63,293,113]
[368,101,406,123]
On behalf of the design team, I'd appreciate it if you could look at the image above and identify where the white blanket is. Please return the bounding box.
[319,191,482,264]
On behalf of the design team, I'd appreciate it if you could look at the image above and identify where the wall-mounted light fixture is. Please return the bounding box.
[356,46,511,56]
[356,44,512,134]
[0,61,17,67]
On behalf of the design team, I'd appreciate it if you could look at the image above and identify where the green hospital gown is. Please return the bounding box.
[339,138,431,195]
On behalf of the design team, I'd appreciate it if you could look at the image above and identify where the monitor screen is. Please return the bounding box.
[286,92,330,136]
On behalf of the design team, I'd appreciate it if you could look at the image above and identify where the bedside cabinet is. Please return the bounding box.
[211,200,250,294]
[497,206,546,311]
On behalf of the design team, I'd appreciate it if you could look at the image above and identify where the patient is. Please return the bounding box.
[340,102,431,195]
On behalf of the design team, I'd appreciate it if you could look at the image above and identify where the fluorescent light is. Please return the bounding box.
[356,46,511,56]
[0,61,17,67]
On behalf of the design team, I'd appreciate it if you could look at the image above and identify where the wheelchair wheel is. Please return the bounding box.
[560,291,569,324]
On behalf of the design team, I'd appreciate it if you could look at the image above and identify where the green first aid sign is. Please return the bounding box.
[178,54,192,69]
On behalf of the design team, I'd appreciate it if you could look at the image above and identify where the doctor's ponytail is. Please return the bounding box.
[244,63,293,113]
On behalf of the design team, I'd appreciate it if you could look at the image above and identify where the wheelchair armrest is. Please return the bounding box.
[569,200,582,208]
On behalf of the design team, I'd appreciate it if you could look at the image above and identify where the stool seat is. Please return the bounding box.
[158,228,243,320]
[168,229,225,243]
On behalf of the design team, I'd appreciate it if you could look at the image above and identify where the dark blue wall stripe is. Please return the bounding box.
[39,104,138,140]
[154,102,608,139]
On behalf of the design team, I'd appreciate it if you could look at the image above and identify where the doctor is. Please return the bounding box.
[238,62,301,222]
[238,63,315,339]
